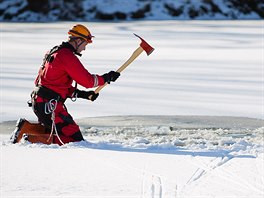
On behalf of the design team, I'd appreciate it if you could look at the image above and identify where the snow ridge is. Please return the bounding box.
[1,116,263,157]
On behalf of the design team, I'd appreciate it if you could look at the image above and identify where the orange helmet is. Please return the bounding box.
[68,24,94,43]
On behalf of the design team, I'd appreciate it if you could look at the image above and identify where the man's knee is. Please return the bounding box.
[71,131,84,141]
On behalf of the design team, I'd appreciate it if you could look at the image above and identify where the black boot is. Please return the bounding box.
[10,118,26,143]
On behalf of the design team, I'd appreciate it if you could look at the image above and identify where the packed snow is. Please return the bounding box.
[0,21,264,197]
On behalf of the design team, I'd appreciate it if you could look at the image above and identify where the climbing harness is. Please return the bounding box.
[30,42,82,145]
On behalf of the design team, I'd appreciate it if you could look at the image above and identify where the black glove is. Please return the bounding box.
[102,71,120,84]
[74,89,99,101]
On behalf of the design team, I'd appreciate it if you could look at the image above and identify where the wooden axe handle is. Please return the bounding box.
[94,46,144,94]
[116,46,144,73]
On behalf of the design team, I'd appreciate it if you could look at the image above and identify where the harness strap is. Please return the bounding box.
[36,42,81,86]
[32,86,65,103]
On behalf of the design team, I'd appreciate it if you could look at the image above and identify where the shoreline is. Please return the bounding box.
[1,115,263,134]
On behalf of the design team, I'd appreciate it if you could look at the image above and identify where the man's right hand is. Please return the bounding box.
[102,71,120,84]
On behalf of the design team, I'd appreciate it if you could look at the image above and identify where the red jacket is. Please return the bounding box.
[35,43,105,99]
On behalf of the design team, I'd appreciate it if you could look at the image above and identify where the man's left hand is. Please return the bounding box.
[74,89,99,101]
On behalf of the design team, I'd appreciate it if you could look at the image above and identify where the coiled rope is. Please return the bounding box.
[45,99,64,145]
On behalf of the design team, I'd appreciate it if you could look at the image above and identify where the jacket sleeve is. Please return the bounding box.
[59,50,105,88]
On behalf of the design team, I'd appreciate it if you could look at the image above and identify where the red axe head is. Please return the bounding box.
[134,33,154,56]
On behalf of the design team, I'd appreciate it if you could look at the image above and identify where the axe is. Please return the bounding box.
[94,33,154,95]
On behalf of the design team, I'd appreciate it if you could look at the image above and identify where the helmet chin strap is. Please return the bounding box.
[73,39,85,57]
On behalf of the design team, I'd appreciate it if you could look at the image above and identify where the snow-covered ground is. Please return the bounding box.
[0,20,263,121]
[0,21,264,197]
